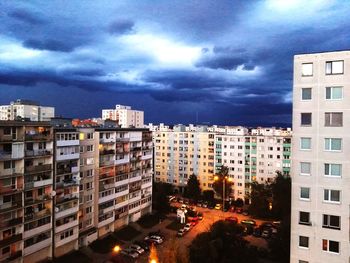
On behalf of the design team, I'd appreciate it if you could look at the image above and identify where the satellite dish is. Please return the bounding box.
[51,191,56,197]
[55,207,59,212]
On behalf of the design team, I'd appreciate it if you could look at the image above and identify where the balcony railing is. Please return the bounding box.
[24,208,51,222]
[100,149,115,156]
[0,184,23,194]
[0,217,23,229]
[25,149,52,158]
[25,164,52,174]
[0,233,22,248]
[56,193,79,204]
[0,134,22,142]
[0,201,22,213]
[130,147,142,152]
[0,151,12,161]
[24,195,51,205]
[56,179,79,189]
[25,133,52,141]
[0,168,24,178]
[2,250,22,262]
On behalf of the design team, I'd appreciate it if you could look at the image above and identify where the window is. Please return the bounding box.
[300,187,310,200]
[325,112,343,127]
[324,189,340,203]
[299,211,311,225]
[301,113,312,126]
[299,236,309,248]
[323,214,340,230]
[300,162,311,175]
[322,239,339,253]
[301,88,312,100]
[302,63,313,76]
[325,138,342,151]
[326,60,343,75]
[326,87,343,100]
[324,163,341,177]
[300,138,311,150]
[299,261,308,263]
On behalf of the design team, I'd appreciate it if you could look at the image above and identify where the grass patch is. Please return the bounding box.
[137,213,162,229]
[114,225,141,241]
[54,251,92,263]
[166,220,185,231]
[89,235,121,254]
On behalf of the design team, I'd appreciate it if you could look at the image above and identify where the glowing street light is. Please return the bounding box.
[150,259,158,263]
[113,245,121,253]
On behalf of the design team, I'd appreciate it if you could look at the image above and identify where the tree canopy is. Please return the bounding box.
[152,182,173,214]
[212,165,233,199]
[184,174,201,201]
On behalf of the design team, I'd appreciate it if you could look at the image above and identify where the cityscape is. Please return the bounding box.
[0,1,350,263]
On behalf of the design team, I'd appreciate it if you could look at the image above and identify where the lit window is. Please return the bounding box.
[324,163,341,177]
[326,61,343,75]
[301,88,312,100]
[322,239,339,253]
[326,87,343,100]
[325,112,343,127]
[324,138,342,151]
[302,63,313,76]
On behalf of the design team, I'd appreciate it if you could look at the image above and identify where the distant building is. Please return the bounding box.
[291,51,350,262]
[0,99,55,121]
[102,104,144,128]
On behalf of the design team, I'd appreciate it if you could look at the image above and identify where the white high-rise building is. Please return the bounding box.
[102,104,144,128]
[0,99,55,121]
[291,51,350,263]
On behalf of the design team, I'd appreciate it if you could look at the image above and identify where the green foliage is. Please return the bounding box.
[202,190,215,202]
[271,171,291,219]
[184,174,201,201]
[233,198,244,207]
[212,166,233,198]
[189,221,258,263]
[247,181,272,218]
[152,182,173,214]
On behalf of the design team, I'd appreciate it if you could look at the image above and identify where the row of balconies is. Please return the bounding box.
[0,217,23,230]
[25,149,52,158]
[0,200,22,213]
[25,164,52,174]
[24,195,51,206]
[25,132,52,141]
[24,208,51,222]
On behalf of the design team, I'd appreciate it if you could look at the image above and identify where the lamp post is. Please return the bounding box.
[214,175,233,211]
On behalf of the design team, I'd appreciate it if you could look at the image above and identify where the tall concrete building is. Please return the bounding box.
[102,105,144,128]
[0,120,153,262]
[0,100,55,122]
[291,51,350,262]
[152,124,291,201]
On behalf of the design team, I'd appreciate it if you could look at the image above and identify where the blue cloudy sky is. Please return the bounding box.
[0,0,349,126]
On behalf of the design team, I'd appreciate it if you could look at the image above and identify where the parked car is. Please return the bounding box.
[242,210,249,216]
[225,216,238,223]
[272,221,281,227]
[129,244,145,254]
[198,212,203,220]
[202,202,208,208]
[121,249,139,259]
[148,236,163,244]
[177,228,186,237]
[168,195,176,202]
[208,203,215,209]
[148,230,165,239]
[261,229,271,239]
[184,223,192,232]
[191,218,199,226]
[134,241,149,251]
[178,198,184,203]
[241,219,256,226]
[235,207,243,213]
[215,204,222,210]
[243,225,254,235]
[181,204,187,210]
[253,227,262,237]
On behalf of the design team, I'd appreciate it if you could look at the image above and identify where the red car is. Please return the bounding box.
[235,207,243,214]
[225,217,238,223]
[191,219,199,226]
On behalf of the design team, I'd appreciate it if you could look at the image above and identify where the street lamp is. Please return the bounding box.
[113,245,121,253]
[214,175,232,211]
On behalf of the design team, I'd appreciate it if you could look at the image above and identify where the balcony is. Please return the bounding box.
[100,149,115,156]
[24,208,51,222]
[25,149,52,158]
[57,166,77,175]
[99,159,115,167]
[99,137,116,144]
[56,193,79,205]
[56,205,79,219]
[129,186,141,193]
[0,184,23,194]
[142,134,152,141]
[0,168,23,178]
[55,219,79,234]
[24,195,51,206]
[130,147,142,152]
[115,137,129,142]
[115,158,129,165]
[1,250,22,262]
[24,178,52,190]
[56,179,79,189]
[25,164,52,174]
[0,201,22,213]
[25,133,52,141]
[24,222,51,239]
[23,238,51,256]
[141,153,152,160]
[0,134,22,142]
[56,139,79,147]
[0,217,23,230]
[56,152,79,161]
[0,233,22,248]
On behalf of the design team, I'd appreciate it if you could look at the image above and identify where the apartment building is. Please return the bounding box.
[96,128,152,237]
[102,105,144,128]
[0,120,153,262]
[0,121,54,263]
[0,100,55,122]
[291,51,350,263]
[153,124,291,201]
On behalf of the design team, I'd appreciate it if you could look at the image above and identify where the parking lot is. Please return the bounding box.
[102,200,273,263]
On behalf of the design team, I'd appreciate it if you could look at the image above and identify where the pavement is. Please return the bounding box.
[80,203,270,263]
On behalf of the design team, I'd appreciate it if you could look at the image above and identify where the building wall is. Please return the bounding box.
[291,51,350,263]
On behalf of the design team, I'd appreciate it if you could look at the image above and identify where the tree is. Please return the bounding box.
[184,174,201,201]
[202,190,215,203]
[247,181,272,218]
[152,182,173,214]
[212,166,233,199]
[189,221,258,263]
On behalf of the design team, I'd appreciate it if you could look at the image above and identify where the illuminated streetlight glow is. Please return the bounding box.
[150,259,157,263]
[113,245,121,253]
[214,176,219,181]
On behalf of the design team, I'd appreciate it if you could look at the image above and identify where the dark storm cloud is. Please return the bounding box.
[23,39,74,52]
[108,20,135,35]
[8,9,45,25]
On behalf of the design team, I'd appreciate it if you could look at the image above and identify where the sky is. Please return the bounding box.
[0,0,349,126]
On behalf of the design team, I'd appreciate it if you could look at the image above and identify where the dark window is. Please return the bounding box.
[299,212,311,225]
[323,214,340,230]
[301,113,312,126]
[302,88,312,100]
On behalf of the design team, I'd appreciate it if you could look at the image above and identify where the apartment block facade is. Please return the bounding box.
[0,121,153,263]
[102,105,144,128]
[152,124,291,201]
[0,100,55,122]
[291,51,350,262]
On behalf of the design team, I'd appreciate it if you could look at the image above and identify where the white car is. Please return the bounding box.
[177,228,186,237]
[129,244,145,254]
[184,223,191,232]
[149,236,163,244]
[121,249,139,258]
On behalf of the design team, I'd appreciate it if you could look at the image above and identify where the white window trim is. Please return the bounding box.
[300,138,312,151]
[301,88,312,101]
[322,239,340,254]
[300,187,310,201]
[323,189,341,204]
[325,86,343,101]
[324,163,342,178]
[324,138,342,152]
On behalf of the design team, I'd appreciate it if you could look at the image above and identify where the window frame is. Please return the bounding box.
[299,236,309,249]
[325,60,344,75]
[300,162,311,176]
[324,163,342,177]
[324,112,343,127]
[299,211,311,226]
[322,214,340,230]
[300,187,310,200]
[301,63,313,77]
[323,189,341,204]
[325,86,343,100]
[324,138,342,152]
[300,137,311,151]
[301,113,312,126]
[322,239,340,254]
[301,88,312,101]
